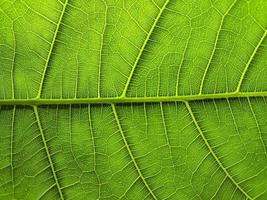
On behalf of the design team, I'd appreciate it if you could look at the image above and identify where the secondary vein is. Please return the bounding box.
[185,101,253,199]
[37,0,68,98]
[33,106,64,200]
[199,0,237,94]
[121,0,170,97]
[111,104,157,199]
[235,30,266,92]
[97,1,108,98]
[11,106,15,196]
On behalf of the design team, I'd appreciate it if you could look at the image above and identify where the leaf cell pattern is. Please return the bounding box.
[0,0,267,199]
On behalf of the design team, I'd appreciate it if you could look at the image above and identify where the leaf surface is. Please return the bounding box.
[0,0,267,199]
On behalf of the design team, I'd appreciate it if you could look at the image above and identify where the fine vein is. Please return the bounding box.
[185,101,253,199]
[111,104,157,199]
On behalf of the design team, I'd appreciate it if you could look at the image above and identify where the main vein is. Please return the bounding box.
[121,0,170,97]
[37,0,68,98]
[0,91,266,105]
[185,101,253,199]
[111,104,157,199]
[33,106,64,200]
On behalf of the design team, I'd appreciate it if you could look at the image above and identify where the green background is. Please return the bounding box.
[0,0,267,199]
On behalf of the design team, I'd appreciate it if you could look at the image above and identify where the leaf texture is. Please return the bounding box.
[0,0,267,199]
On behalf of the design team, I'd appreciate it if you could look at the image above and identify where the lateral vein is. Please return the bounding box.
[199,0,237,94]
[33,106,64,200]
[37,0,68,98]
[97,1,108,98]
[11,106,15,196]
[247,97,267,154]
[121,0,170,97]
[111,104,157,199]
[185,101,253,200]
[235,30,266,92]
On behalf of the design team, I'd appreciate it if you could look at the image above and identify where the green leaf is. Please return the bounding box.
[0,0,267,199]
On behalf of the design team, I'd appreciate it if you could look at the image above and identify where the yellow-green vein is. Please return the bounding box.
[175,25,192,96]
[97,0,108,98]
[247,97,267,154]
[87,105,100,198]
[36,0,68,98]
[199,0,237,94]
[33,106,64,200]
[235,30,266,92]
[10,106,15,196]
[121,0,170,97]
[11,23,16,99]
[0,91,267,105]
[111,104,157,199]
[159,102,175,167]
[185,101,253,199]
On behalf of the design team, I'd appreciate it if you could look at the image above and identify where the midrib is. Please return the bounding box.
[0,91,267,105]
